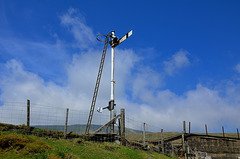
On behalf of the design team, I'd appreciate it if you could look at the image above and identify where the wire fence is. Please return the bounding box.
[2,100,240,157]
[0,101,108,133]
[2,100,239,148]
[0,101,163,144]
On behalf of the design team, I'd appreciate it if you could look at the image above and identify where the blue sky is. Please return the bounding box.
[1,0,240,132]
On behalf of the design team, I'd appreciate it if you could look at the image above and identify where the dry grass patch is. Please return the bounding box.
[0,134,52,154]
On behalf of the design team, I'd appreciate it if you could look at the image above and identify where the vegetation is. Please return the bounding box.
[0,123,171,159]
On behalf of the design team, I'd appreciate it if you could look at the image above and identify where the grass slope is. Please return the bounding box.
[0,131,171,159]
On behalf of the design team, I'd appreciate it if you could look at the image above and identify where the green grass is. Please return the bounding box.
[0,131,171,159]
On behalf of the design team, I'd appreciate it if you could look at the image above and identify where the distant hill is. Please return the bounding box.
[33,124,143,134]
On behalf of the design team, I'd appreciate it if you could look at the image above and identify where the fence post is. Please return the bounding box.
[143,122,146,147]
[27,99,30,127]
[64,108,69,139]
[183,121,186,134]
[183,121,187,158]
[161,129,164,154]
[222,126,225,137]
[182,131,186,152]
[189,122,191,134]
[171,143,174,156]
[205,124,208,135]
[120,109,125,146]
[237,128,239,139]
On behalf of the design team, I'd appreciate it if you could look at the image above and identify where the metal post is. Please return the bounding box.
[110,31,115,134]
[27,99,30,127]
[111,45,115,102]
[64,108,69,139]
[120,109,125,146]
[205,124,208,135]
[86,30,132,135]
[143,122,146,147]
[161,129,164,154]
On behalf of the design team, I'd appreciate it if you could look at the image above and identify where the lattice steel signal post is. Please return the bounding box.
[85,30,133,134]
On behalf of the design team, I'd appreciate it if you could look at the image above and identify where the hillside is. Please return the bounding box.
[0,123,172,159]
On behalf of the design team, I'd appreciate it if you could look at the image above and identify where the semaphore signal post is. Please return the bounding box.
[85,30,133,134]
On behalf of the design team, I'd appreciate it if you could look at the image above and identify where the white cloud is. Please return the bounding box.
[0,59,76,108]
[235,63,240,73]
[131,67,163,103]
[0,59,104,126]
[163,50,190,75]
[122,84,240,132]
[60,8,95,49]
[66,48,139,106]
[0,47,140,126]
[0,37,69,83]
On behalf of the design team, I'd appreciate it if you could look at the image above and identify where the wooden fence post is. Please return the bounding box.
[64,108,69,139]
[120,109,125,146]
[182,121,186,155]
[143,123,146,147]
[222,126,225,137]
[27,99,30,127]
[182,131,185,152]
[171,143,174,156]
[205,124,208,135]
[237,128,239,139]
[161,129,164,154]
[189,122,191,134]
[183,121,186,134]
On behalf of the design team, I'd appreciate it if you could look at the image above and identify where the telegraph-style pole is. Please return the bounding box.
[110,31,116,133]
[89,30,132,135]
[109,30,132,133]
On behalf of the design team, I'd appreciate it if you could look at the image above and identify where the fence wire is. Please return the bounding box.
[125,114,163,150]
[0,101,110,134]
[2,101,240,158]
[0,101,165,145]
